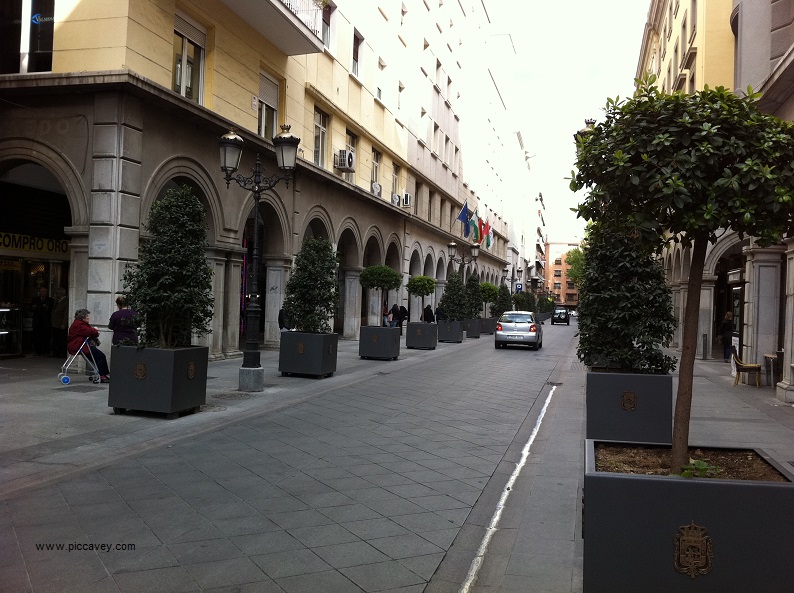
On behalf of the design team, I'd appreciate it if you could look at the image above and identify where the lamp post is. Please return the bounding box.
[219,125,300,391]
[447,241,479,266]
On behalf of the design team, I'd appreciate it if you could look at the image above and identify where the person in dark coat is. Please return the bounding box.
[67,309,110,382]
[108,296,138,345]
[390,304,400,327]
[50,288,69,358]
[31,286,54,356]
[422,304,435,323]
[720,311,734,363]
[435,305,446,321]
[278,308,291,331]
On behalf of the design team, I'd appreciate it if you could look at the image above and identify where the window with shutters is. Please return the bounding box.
[173,12,206,104]
[257,73,279,140]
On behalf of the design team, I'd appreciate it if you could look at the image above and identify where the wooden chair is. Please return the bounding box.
[732,346,761,387]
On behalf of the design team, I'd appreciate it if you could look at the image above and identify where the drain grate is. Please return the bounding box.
[547,381,563,386]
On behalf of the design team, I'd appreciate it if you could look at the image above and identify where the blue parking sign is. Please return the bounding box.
[516,283,522,292]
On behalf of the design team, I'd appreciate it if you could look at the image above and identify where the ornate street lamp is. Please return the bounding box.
[219,125,300,390]
[447,241,479,265]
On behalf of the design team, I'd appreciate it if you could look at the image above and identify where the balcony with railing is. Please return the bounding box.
[220,0,324,56]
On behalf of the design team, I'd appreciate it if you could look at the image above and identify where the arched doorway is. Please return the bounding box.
[0,162,72,357]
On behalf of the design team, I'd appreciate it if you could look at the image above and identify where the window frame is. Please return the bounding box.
[173,12,206,105]
[313,107,329,167]
[372,148,381,185]
[257,72,279,141]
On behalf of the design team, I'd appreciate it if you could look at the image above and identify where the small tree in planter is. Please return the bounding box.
[110,184,214,418]
[491,284,513,318]
[437,271,466,342]
[463,273,482,338]
[479,282,499,334]
[280,237,339,377]
[358,264,403,359]
[406,275,437,349]
[512,291,535,313]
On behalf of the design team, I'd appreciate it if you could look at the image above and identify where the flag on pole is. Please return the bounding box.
[483,219,492,248]
[478,217,485,244]
[457,201,471,237]
[469,209,480,243]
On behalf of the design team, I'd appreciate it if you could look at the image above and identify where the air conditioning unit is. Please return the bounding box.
[371,182,382,197]
[334,149,355,172]
[402,192,412,208]
[391,193,400,206]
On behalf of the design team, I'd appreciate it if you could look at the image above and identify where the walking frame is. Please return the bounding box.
[58,338,101,384]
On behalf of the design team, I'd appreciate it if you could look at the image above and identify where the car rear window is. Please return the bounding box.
[501,314,533,323]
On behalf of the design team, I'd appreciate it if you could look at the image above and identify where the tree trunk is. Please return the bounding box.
[671,234,709,473]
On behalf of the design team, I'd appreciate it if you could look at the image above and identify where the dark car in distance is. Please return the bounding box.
[551,306,570,325]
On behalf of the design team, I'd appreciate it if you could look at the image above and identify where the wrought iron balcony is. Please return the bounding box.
[220,0,324,56]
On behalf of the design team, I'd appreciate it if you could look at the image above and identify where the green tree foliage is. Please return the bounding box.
[438,272,466,321]
[360,264,403,310]
[406,275,435,308]
[512,291,535,312]
[480,282,499,317]
[283,237,339,333]
[577,222,676,374]
[123,185,214,349]
[491,284,513,317]
[571,76,794,471]
[565,247,584,287]
[464,274,482,319]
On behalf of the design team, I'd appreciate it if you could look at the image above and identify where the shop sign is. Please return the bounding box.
[0,259,22,271]
[0,232,70,255]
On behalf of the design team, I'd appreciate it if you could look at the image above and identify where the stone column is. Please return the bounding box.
[669,285,681,349]
[742,243,785,373]
[435,280,446,316]
[777,238,794,402]
[343,268,362,339]
[263,258,290,349]
[675,282,688,352]
[204,249,227,360]
[223,251,243,359]
[696,275,717,359]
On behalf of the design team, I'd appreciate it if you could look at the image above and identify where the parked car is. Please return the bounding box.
[495,311,543,350]
[551,306,570,325]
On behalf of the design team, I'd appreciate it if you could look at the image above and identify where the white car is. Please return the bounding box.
[494,311,544,350]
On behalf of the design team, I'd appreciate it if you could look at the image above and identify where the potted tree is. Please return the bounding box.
[572,78,794,592]
[578,221,677,443]
[491,284,513,319]
[279,237,339,377]
[479,282,498,334]
[437,271,465,342]
[109,185,214,419]
[358,264,402,360]
[405,275,437,349]
[463,273,482,338]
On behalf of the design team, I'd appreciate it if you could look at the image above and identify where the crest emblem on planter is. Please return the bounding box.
[372,333,379,343]
[621,391,637,412]
[674,521,713,578]
[297,342,305,354]
[187,361,196,380]
[416,328,422,336]
[134,362,147,380]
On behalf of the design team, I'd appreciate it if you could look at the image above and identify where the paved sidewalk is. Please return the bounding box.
[1,333,793,593]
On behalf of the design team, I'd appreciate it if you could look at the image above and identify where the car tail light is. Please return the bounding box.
[496,323,502,331]
[529,323,537,332]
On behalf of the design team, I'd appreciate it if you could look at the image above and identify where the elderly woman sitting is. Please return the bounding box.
[67,308,110,383]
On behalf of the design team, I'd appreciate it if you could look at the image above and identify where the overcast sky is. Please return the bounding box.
[488,1,650,243]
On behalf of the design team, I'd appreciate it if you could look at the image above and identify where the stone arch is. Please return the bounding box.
[423,249,435,277]
[300,207,333,243]
[435,256,447,281]
[0,139,88,225]
[363,229,384,266]
[704,230,746,275]
[673,247,683,283]
[336,218,363,269]
[385,234,402,272]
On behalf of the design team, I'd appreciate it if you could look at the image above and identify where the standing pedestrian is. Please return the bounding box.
[31,286,54,356]
[720,311,734,363]
[50,287,69,358]
[389,304,400,327]
[435,305,446,321]
[108,296,139,345]
[422,304,435,323]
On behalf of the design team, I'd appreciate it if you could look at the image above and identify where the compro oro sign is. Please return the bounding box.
[0,232,70,256]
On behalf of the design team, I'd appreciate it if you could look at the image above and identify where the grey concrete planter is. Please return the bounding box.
[583,439,794,593]
[279,332,338,378]
[463,318,481,338]
[437,320,464,343]
[108,345,208,419]
[479,317,496,335]
[405,322,438,350]
[586,371,673,444]
[359,326,401,360]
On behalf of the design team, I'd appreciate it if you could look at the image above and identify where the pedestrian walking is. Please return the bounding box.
[422,304,435,323]
[389,304,400,327]
[720,311,734,362]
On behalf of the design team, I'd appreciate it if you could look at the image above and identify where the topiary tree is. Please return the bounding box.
[577,221,676,374]
[491,284,513,317]
[512,291,535,312]
[359,264,403,322]
[406,275,435,310]
[464,274,482,319]
[571,76,794,472]
[480,282,498,317]
[438,271,466,321]
[283,237,339,333]
[123,185,214,348]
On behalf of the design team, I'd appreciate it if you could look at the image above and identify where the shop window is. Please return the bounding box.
[0,0,54,74]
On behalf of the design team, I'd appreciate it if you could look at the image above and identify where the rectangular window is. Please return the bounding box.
[173,12,206,104]
[344,130,357,183]
[554,258,562,265]
[392,164,400,196]
[372,149,381,184]
[352,31,363,77]
[554,270,562,277]
[322,4,334,47]
[313,107,328,167]
[257,73,279,140]
[554,282,561,290]
[1,0,54,74]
